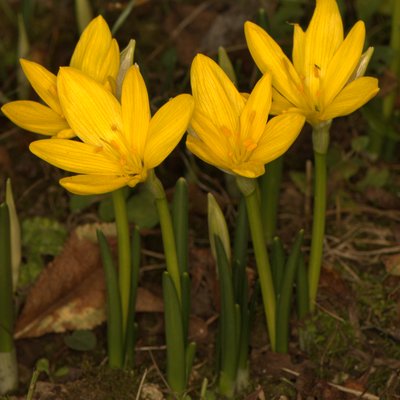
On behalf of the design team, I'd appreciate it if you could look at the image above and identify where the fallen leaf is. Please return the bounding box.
[15,231,105,338]
[383,253,400,276]
[15,224,164,339]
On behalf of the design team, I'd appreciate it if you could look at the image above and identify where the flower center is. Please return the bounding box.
[222,125,258,165]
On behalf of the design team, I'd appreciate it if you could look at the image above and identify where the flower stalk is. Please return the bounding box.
[236,176,276,350]
[308,122,330,311]
[112,188,131,338]
[147,171,182,302]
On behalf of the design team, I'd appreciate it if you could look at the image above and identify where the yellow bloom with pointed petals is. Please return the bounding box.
[187,54,305,178]
[2,15,120,138]
[29,65,194,195]
[245,0,379,127]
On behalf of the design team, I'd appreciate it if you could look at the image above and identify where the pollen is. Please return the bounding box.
[243,139,257,151]
[110,139,121,151]
[221,126,232,137]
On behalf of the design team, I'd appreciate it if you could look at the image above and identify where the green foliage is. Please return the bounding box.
[64,330,98,352]
[21,217,67,256]
[357,166,390,189]
[18,217,67,287]
[301,312,359,375]
[99,188,159,229]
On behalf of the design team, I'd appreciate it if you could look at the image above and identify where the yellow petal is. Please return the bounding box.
[321,21,365,108]
[270,88,296,115]
[244,21,306,109]
[29,139,121,174]
[191,54,244,134]
[240,72,272,144]
[145,94,194,168]
[1,101,69,135]
[69,16,119,83]
[320,77,379,120]
[303,0,343,103]
[189,108,230,161]
[186,134,231,173]
[60,174,133,195]
[97,39,120,84]
[252,113,305,164]
[232,161,265,178]
[292,24,306,77]
[121,65,150,157]
[57,67,123,147]
[20,59,62,115]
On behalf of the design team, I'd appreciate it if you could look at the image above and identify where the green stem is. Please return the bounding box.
[259,156,283,244]
[236,176,276,350]
[148,172,182,302]
[172,177,189,276]
[112,189,131,340]
[308,123,330,311]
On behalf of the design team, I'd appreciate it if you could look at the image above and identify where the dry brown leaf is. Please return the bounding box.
[136,287,163,313]
[15,231,104,338]
[383,253,400,276]
[15,226,164,339]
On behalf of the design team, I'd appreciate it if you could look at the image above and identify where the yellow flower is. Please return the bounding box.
[244,0,379,127]
[187,54,305,178]
[29,65,194,195]
[1,15,120,138]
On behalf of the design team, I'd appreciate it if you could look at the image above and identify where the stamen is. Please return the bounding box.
[110,139,121,151]
[243,139,257,151]
[221,126,232,137]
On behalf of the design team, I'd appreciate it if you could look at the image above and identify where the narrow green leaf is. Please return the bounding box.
[275,230,304,354]
[181,272,191,347]
[0,203,13,353]
[125,226,141,368]
[271,236,285,301]
[232,196,248,304]
[259,156,284,244]
[218,46,237,87]
[5,179,21,292]
[215,237,237,398]
[97,230,123,368]
[163,272,186,395]
[296,253,309,320]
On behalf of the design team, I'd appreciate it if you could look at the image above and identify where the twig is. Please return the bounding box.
[281,368,380,400]
[135,368,149,400]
